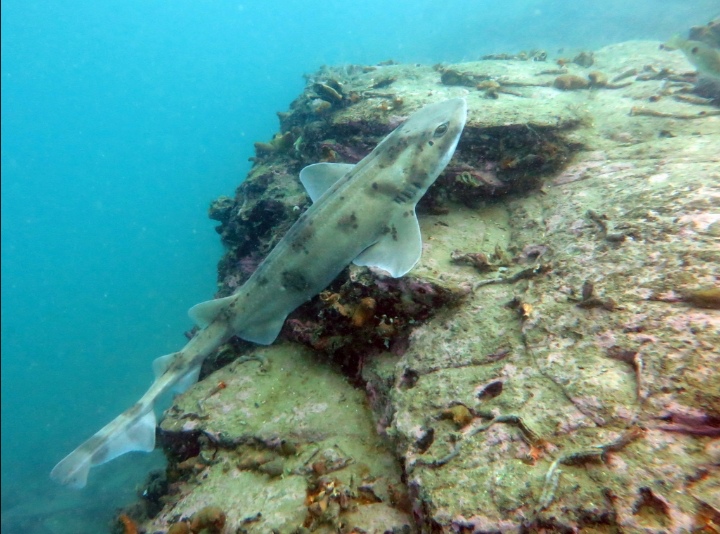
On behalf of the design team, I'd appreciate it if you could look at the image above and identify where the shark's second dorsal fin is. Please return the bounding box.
[353,211,422,277]
[188,295,235,328]
[152,352,180,379]
[300,163,354,202]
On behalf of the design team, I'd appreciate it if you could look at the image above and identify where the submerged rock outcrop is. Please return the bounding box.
[128,40,719,534]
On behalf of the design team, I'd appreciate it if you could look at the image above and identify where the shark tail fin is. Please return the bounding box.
[50,405,157,489]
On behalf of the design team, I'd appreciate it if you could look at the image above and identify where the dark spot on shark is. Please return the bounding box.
[257,276,269,286]
[391,225,398,241]
[377,141,407,167]
[290,225,315,251]
[371,181,403,199]
[337,212,359,231]
[281,270,309,292]
[126,403,143,417]
[393,188,415,204]
[81,435,106,455]
[91,443,111,463]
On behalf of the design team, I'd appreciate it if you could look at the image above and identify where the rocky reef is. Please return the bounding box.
[126,39,719,533]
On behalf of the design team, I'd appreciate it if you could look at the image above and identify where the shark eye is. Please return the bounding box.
[433,122,449,138]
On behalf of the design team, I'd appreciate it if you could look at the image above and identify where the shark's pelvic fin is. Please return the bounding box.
[153,352,204,395]
[50,407,157,489]
[189,296,286,345]
[300,163,355,202]
[109,409,157,459]
[188,295,235,328]
[353,211,422,277]
[172,365,202,394]
[239,315,288,346]
[152,352,200,393]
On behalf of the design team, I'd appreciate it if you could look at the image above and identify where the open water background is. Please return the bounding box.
[2,1,717,532]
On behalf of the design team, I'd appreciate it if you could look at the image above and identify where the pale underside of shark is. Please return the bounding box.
[50,98,467,488]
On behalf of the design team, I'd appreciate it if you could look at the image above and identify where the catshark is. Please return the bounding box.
[51,97,467,488]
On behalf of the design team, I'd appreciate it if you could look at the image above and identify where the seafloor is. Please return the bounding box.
[125,40,718,533]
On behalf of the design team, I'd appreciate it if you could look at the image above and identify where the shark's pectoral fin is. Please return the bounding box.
[354,211,422,277]
[239,314,288,345]
[300,163,355,202]
[50,409,157,489]
[188,295,235,328]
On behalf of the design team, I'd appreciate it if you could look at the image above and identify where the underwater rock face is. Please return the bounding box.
[134,40,719,533]
[148,345,413,532]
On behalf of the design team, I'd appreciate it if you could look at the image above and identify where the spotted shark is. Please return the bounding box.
[50,97,467,488]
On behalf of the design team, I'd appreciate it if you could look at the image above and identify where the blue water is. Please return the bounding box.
[1,1,716,532]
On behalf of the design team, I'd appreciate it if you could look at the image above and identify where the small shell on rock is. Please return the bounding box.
[314,82,343,102]
[441,405,474,428]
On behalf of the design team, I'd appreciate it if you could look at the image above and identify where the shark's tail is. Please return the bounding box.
[51,350,200,488]
[50,404,157,488]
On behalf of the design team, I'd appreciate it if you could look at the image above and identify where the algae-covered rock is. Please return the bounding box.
[133,40,719,533]
[146,344,412,532]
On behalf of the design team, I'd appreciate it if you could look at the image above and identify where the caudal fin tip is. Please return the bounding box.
[50,455,90,489]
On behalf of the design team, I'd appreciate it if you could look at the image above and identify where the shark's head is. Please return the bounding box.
[364,98,467,205]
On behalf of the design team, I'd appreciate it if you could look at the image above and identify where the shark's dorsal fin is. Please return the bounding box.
[353,211,422,277]
[300,163,354,202]
[188,295,235,328]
